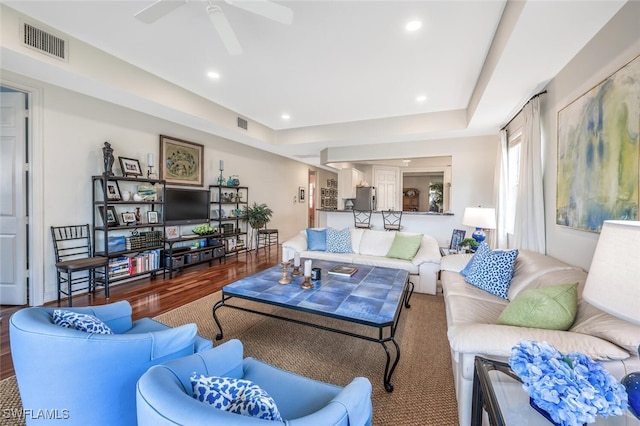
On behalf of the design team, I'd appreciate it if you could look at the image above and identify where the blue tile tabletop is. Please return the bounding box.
[222,259,409,326]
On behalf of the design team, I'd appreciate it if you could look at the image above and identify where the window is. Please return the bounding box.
[506,130,522,235]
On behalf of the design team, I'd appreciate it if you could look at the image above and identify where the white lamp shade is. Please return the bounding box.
[462,207,496,229]
[583,220,640,325]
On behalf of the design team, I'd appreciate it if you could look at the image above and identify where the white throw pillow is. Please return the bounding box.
[358,230,395,257]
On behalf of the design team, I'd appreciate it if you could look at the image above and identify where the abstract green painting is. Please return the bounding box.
[557,55,640,232]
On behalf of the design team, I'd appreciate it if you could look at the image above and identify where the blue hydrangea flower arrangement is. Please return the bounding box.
[509,340,628,426]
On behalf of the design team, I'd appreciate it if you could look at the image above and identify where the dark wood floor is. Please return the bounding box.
[0,247,280,381]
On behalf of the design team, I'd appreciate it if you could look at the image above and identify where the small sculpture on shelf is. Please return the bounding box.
[102,142,114,176]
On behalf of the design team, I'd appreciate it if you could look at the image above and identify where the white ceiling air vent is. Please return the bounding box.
[21,21,68,62]
[237,117,248,130]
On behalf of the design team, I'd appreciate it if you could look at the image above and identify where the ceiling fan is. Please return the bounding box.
[134,0,293,56]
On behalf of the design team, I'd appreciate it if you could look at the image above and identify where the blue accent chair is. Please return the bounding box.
[9,301,212,426]
[136,339,373,426]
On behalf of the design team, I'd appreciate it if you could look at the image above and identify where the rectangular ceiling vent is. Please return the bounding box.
[237,117,248,130]
[21,21,68,62]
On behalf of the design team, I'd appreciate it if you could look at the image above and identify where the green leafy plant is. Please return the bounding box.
[459,237,479,249]
[243,202,273,229]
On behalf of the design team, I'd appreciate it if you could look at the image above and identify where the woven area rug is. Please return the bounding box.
[1,291,458,426]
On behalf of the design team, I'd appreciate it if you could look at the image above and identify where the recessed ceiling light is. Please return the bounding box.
[207,71,220,79]
[281,114,291,120]
[405,20,422,32]
[416,95,427,102]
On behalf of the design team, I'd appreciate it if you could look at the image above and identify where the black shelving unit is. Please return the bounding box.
[209,185,248,257]
[163,235,225,278]
[92,175,166,285]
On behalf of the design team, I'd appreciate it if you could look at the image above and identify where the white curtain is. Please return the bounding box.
[492,130,509,249]
[513,96,546,253]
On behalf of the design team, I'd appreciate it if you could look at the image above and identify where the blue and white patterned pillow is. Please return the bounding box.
[464,243,519,299]
[190,374,282,421]
[326,227,352,253]
[52,310,113,334]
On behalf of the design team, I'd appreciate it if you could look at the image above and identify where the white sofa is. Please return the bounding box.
[440,250,640,426]
[282,228,442,294]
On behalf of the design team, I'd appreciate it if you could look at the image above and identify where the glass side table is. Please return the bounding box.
[471,356,640,426]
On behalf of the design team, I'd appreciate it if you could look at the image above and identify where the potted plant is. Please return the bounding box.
[458,237,479,253]
[243,202,273,229]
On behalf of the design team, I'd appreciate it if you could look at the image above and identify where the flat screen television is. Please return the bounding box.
[164,188,210,225]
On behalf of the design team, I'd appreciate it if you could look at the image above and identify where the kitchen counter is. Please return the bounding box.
[316,209,454,216]
[315,209,458,247]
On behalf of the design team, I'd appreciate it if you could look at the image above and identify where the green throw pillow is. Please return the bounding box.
[497,283,578,330]
[386,233,423,260]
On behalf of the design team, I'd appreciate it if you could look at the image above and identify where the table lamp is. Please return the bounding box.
[582,220,640,419]
[462,207,496,245]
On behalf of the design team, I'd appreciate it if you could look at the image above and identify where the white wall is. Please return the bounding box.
[541,1,640,271]
[7,78,322,303]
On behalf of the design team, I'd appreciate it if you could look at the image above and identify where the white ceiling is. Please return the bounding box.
[1,0,628,165]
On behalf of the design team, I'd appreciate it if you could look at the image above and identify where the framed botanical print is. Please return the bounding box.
[159,135,204,186]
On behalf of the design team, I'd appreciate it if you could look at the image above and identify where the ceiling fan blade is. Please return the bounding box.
[207,5,243,56]
[134,0,186,24]
[225,0,293,25]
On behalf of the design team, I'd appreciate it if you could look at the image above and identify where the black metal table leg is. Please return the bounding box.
[212,298,225,340]
[381,338,401,392]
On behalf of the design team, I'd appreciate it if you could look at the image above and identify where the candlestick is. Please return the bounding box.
[278,261,291,285]
[300,276,313,290]
[294,252,301,267]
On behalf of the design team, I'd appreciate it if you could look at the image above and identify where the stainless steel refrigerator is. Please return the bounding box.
[354,186,376,210]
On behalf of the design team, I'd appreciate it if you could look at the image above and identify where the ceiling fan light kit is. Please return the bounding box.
[134,0,293,56]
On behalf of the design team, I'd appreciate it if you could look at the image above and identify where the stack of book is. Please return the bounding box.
[108,249,162,278]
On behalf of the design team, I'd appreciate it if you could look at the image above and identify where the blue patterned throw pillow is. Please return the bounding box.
[306,228,327,251]
[464,243,519,299]
[52,310,113,334]
[326,227,353,253]
[190,374,282,421]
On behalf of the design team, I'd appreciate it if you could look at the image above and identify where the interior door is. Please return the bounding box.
[373,167,400,211]
[0,90,28,305]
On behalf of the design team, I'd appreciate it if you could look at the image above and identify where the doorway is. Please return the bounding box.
[308,170,316,227]
[0,87,29,305]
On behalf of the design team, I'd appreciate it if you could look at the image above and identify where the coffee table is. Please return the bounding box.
[212,259,413,392]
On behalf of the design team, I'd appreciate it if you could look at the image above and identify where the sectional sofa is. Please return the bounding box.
[440,249,640,426]
[282,228,441,294]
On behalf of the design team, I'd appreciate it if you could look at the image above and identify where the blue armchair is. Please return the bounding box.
[9,301,212,426]
[136,339,373,426]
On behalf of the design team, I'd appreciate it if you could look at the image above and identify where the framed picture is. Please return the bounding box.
[449,229,466,250]
[160,135,204,186]
[105,180,122,200]
[99,206,119,227]
[166,226,179,239]
[299,187,305,203]
[556,54,640,232]
[121,212,137,224]
[118,157,142,177]
[147,211,159,224]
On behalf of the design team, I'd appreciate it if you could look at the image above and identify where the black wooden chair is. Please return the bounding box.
[382,210,403,231]
[51,224,109,306]
[256,226,279,253]
[353,210,373,229]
